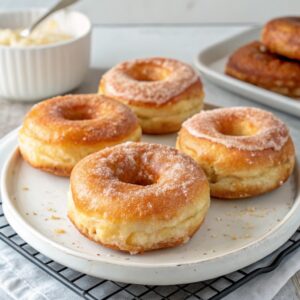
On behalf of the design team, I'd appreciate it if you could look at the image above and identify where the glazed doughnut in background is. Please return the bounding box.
[99,57,204,134]
[18,94,141,176]
[68,142,210,254]
[225,41,300,98]
[176,107,295,199]
[262,17,300,60]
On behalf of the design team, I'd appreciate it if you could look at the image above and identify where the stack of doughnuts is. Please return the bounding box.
[18,54,296,254]
[226,17,300,98]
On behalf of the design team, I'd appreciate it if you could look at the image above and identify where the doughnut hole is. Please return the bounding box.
[127,63,171,81]
[113,162,158,186]
[117,171,156,186]
[217,119,259,137]
[62,105,97,121]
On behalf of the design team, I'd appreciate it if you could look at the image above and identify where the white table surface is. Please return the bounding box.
[0,24,300,300]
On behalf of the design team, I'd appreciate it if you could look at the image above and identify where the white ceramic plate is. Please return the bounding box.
[1,129,300,285]
[195,27,300,118]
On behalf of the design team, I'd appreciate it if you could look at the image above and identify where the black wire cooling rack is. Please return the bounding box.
[1,198,300,300]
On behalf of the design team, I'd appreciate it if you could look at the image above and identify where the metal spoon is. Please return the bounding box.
[20,0,79,38]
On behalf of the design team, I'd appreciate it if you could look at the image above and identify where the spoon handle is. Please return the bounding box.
[28,0,79,34]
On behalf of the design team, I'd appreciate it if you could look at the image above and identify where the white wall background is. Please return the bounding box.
[0,0,299,24]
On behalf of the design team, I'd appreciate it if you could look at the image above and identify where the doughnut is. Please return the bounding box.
[225,41,300,98]
[68,142,210,254]
[262,17,300,60]
[99,57,204,134]
[176,107,295,199]
[18,94,141,176]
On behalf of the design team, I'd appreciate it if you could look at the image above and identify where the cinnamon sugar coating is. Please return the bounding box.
[71,142,209,221]
[100,57,200,106]
[183,107,289,152]
[21,94,140,144]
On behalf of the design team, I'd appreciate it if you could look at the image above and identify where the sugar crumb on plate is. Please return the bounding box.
[54,229,66,234]
[50,215,61,220]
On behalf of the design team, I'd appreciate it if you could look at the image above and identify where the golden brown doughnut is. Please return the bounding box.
[68,142,210,254]
[99,57,204,134]
[262,17,300,60]
[176,107,295,199]
[18,94,141,176]
[225,41,300,98]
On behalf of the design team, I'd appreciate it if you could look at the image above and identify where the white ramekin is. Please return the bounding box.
[0,10,91,102]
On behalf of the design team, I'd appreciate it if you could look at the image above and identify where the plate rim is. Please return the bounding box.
[1,130,300,270]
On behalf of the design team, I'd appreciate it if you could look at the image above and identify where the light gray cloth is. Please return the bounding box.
[0,237,300,300]
[0,240,81,300]
[226,247,300,300]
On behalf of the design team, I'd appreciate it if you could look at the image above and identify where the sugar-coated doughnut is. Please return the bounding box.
[19,94,141,176]
[177,107,295,199]
[99,57,204,134]
[225,41,300,98]
[262,17,300,60]
[68,142,210,254]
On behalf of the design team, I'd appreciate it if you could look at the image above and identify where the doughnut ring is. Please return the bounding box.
[19,94,141,176]
[99,57,204,134]
[262,17,300,60]
[68,142,210,254]
[177,107,295,199]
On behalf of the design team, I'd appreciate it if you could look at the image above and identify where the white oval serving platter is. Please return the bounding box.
[1,129,300,285]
